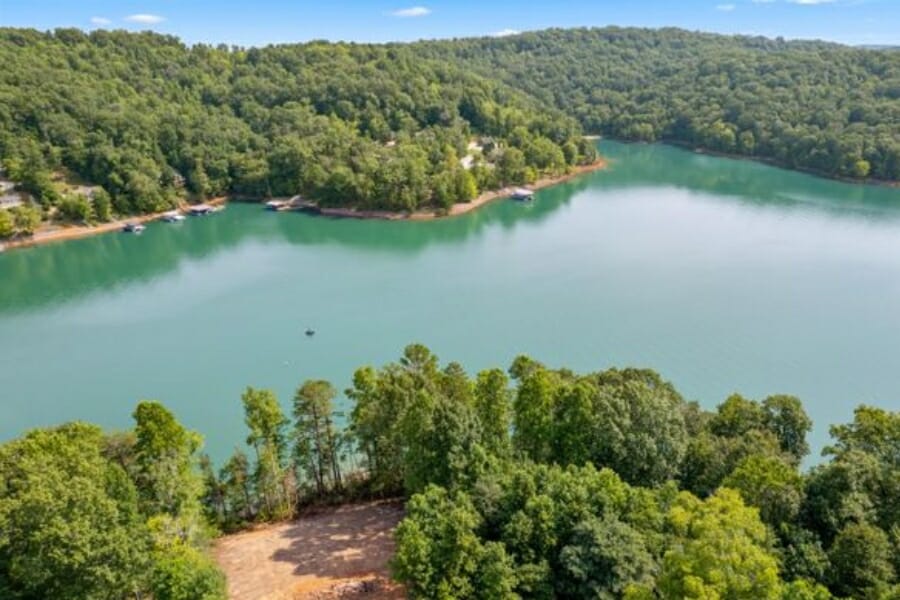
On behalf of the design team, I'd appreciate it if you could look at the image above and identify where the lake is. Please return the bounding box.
[1,141,898,464]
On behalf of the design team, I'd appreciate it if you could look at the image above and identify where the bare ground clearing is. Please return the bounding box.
[214,501,405,600]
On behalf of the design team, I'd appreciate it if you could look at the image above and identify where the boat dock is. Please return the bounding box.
[511,187,535,201]
[188,204,219,216]
[264,196,315,212]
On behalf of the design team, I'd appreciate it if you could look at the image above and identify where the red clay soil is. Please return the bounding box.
[214,501,406,600]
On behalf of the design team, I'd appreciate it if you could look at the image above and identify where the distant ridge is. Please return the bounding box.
[0,24,896,233]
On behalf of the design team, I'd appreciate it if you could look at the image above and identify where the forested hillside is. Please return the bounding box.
[0,28,593,227]
[3,345,898,599]
[0,27,897,235]
[419,27,900,182]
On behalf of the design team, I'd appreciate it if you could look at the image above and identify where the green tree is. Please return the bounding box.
[475,541,519,600]
[0,210,13,237]
[150,542,226,600]
[780,580,833,600]
[512,366,557,463]
[724,454,804,527]
[552,381,596,467]
[589,368,689,486]
[199,454,226,525]
[91,188,112,222]
[709,394,766,438]
[393,485,516,599]
[657,488,782,599]
[680,394,788,497]
[852,160,871,179]
[738,130,756,155]
[454,168,478,202]
[132,401,203,520]
[293,379,342,495]
[763,395,813,463]
[558,515,657,599]
[497,147,527,185]
[57,194,93,223]
[187,159,212,198]
[826,405,900,467]
[474,368,512,457]
[0,423,149,599]
[828,522,895,599]
[242,387,292,518]
[10,204,41,235]
[803,449,882,543]
[219,448,255,524]
[401,362,488,493]
[806,406,900,540]
[347,364,406,493]
[348,344,489,495]
[22,167,60,206]
[779,526,830,584]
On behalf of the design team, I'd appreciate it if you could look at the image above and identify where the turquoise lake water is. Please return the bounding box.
[1,141,898,463]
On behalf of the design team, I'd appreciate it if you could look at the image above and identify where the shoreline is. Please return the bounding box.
[0,197,227,252]
[652,139,900,189]
[0,161,608,251]
[3,138,894,253]
[304,158,609,222]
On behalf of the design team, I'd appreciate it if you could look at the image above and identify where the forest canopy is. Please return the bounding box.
[3,344,898,599]
[0,27,594,222]
[418,28,900,182]
[0,26,897,231]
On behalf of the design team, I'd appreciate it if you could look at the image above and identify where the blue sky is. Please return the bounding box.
[1,0,898,47]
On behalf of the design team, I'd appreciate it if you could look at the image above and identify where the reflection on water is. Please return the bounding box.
[1,141,899,464]
[2,141,897,316]
[598,142,900,219]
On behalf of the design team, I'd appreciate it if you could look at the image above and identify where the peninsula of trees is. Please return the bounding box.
[0,26,898,236]
[2,345,898,599]
[0,27,595,235]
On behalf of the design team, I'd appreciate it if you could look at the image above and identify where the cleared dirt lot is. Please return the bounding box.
[214,500,405,600]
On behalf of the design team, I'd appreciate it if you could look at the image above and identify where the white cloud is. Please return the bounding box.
[751,0,776,3]
[391,6,431,18]
[787,0,837,4]
[716,3,736,10]
[124,14,166,25]
[492,29,520,37]
[90,17,111,26]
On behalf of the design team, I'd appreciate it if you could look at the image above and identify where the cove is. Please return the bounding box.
[1,141,898,464]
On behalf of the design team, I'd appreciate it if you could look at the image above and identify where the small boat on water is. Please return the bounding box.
[305,328,316,337]
[511,187,535,201]
[266,200,288,211]
[122,222,145,233]
[161,210,186,223]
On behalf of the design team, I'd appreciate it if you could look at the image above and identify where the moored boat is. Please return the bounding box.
[511,187,535,201]
[188,204,215,216]
[122,222,145,233]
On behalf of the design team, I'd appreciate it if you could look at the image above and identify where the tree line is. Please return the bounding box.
[0,402,225,600]
[0,27,595,233]
[415,27,900,182]
[2,344,898,599]
[2,27,897,237]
